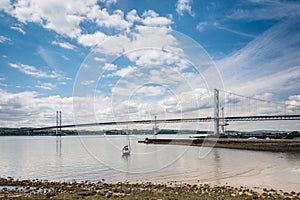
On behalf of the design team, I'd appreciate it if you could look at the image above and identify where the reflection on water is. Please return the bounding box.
[0,135,300,192]
[213,149,221,185]
[56,136,62,158]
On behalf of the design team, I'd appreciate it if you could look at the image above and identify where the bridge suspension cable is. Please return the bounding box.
[217,89,297,117]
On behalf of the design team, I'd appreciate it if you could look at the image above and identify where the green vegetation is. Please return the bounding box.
[157,129,178,134]
[0,128,78,136]
[0,127,29,136]
[0,128,208,136]
[285,131,300,139]
[0,127,298,138]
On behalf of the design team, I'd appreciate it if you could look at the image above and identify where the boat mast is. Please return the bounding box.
[127,126,130,147]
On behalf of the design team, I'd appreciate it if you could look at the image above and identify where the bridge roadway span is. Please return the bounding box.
[31,114,300,131]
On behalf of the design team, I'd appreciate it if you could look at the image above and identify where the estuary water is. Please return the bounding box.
[0,135,300,192]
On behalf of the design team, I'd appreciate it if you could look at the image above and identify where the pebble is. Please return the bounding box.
[105,191,112,198]
[246,192,253,196]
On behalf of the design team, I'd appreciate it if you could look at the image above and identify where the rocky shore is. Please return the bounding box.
[1,177,300,199]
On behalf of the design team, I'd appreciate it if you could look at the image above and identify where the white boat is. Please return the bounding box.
[122,145,130,155]
[122,128,131,156]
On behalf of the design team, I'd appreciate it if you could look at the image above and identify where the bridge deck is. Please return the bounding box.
[30,114,300,131]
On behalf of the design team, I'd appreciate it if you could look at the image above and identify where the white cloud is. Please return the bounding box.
[0,0,12,13]
[240,67,300,93]
[254,93,273,101]
[2,0,174,46]
[86,7,171,32]
[81,64,89,68]
[94,57,106,62]
[0,89,74,127]
[8,63,64,79]
[2,0,135,40]
[196,21,255,38]
[87,6,131,30]
[218,18,300,97]
[136,86,166,96]
[109,85,212,121]
[78,32,108,47]
[126,9,141,23]
[126,49,188,69]
[141,10,173,27]
[214,23,255,38]
[81,80,96,86]
[286,95,300,111]
[61,55,70,60]
[112,66,137,77]
[0,35,10,43]
[5,0,96,38]
[103,63,117,71]
[176,0,194,16]
[196,22,208,32]
[94,27,181,57]
[160,97,178,107]
[52,41,76,50]
[10,26,26,35]
[37,46,57,71]
[104,63,210,119]
[0,82,8,87]
[99,9,130,29]
[229,0,300,21]
[170,88,212,115]
[99,0,117,5]
[92,33,129,55]
[35,81,56,90]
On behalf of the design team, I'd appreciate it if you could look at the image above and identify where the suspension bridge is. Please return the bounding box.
[29,89,300,135]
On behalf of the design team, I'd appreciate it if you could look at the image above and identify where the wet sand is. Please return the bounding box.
[1,177,300,199]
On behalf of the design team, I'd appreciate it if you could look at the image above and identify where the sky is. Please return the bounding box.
[0,0,300,131]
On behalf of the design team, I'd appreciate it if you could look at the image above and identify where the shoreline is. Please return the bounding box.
[1,177,300,199]
[139,138,300,152]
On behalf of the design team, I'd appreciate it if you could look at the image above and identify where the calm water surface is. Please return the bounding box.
[0,135,300,192]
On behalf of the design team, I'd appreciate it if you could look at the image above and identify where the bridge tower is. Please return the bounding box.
[214,88,220,135]
[56,111,62,136]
